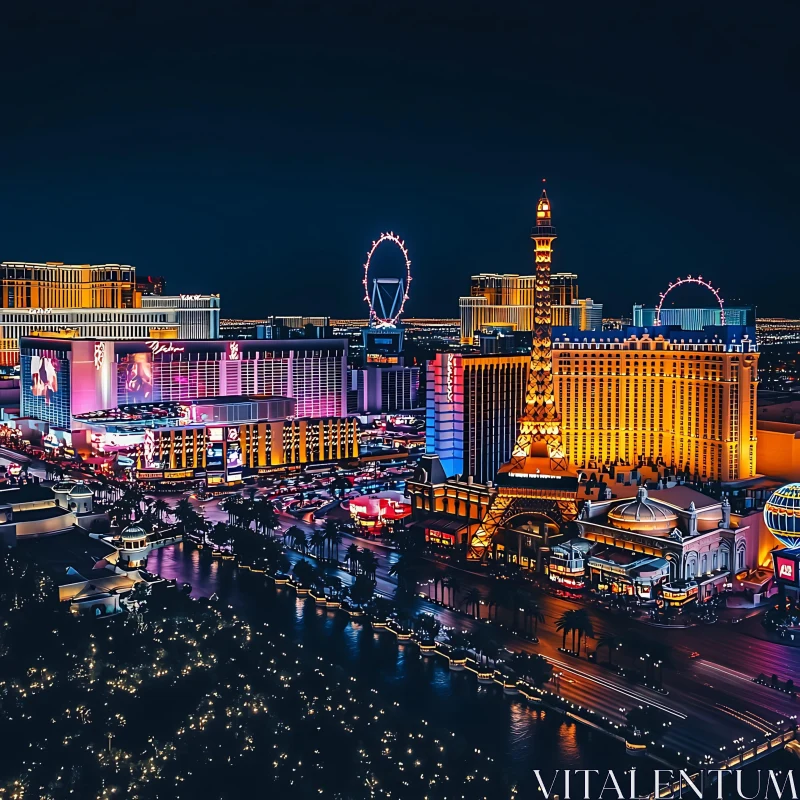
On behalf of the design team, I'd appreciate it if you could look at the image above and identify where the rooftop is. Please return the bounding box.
[17,528,118,581]
[0,483,55,506]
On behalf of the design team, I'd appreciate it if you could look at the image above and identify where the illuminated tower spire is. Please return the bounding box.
[467,184,578,563]
[509,183,567,471]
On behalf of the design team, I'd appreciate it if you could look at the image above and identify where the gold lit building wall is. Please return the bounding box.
[0,263,140,310]
[459,274,537,344]
[142,418,359,473]
[553,336,758,482]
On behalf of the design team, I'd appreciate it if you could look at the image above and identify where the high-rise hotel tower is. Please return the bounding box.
[552,326,759,482]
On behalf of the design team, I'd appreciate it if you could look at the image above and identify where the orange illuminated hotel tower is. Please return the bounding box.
[467,187,580,565]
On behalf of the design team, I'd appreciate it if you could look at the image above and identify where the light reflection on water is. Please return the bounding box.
[149,543,636,786]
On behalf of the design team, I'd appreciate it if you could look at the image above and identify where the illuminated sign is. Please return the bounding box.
[178,405,192,425]
[143,429,156,468]
[509,471,562,479]
[28,307,54,314]
[94,341,106,371]
[776,556,796,583]
[180,294,202,300]
[446,354,454,402]
[228,341,240,361]
[148,341,185,356]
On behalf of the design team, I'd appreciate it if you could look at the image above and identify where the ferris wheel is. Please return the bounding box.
[655,275,726,326]
[362,232,411,327]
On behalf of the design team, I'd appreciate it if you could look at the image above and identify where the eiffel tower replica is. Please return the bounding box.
[467,186,580,565]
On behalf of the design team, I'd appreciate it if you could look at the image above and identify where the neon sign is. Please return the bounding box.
[776,556,796,583]
[94,342,106,371]
[228,341,240,361]
[180,294,202,300]
[446,354,455,402]
[28,307,54,314]
[143,429,155,468]
[148,341,185,356]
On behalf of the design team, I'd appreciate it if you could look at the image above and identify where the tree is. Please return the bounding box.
[153,497,171,523]
[309,530,326,560]
[358,550,379,581]
[292,559,317,588]
[348,574,376,606]
[571,608,594,655]
[173,498,197,532]
[345,544,361,573]
[487,582,507,621]
[556,610,576,651]
[256,500,279,538]
[323,520,342,563]
[596,633,622,666]
[463,587,482,619]
[446,576,462,608]
[284,525,302,550]
[509,652,552,687]
[522,600,545,638]
[471,626,498,667]
[208,522,232,550]
[413,613,441,644]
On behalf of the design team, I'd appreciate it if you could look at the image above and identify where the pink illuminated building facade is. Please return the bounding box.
[20,336,348,431]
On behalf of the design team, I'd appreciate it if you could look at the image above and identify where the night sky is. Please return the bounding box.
[1,0,797,319]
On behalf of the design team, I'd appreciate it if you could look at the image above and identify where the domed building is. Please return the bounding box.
[607,486,678,534]
[119,522,151,568]
[549,480,759,606]
[52,481,94,515]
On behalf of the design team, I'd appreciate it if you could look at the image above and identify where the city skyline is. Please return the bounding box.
[1,1,798,319]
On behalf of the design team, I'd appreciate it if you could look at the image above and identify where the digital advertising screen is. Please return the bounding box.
[206,428,224,471]
[225,427,242,481]
[122,353,154,403]
[30,355,60,404]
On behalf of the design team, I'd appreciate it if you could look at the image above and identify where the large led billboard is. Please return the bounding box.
[30,355,60,403]
[121,353,153,403]
[21,348,72,429]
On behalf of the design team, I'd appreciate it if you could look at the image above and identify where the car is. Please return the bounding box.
[689,651,700,659]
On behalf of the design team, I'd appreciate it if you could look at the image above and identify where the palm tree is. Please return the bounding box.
[310,530,326,560]
[358,550,379,581]
[596,633,622,666]
[153,497,171,523]
[256,500,279,538]
[173,498,196,531]
[522,600,545,638]
[345,544,361,573]
[294,530,310,555]
[284,525,302,551]
[463,587,482,619]
[487,582,507,621]
[447,577,462,608]
[556,609,577,651]
[571,608,594,655]
[431,572,444,603]
[324,521,343,564]
[388,556,417,593]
